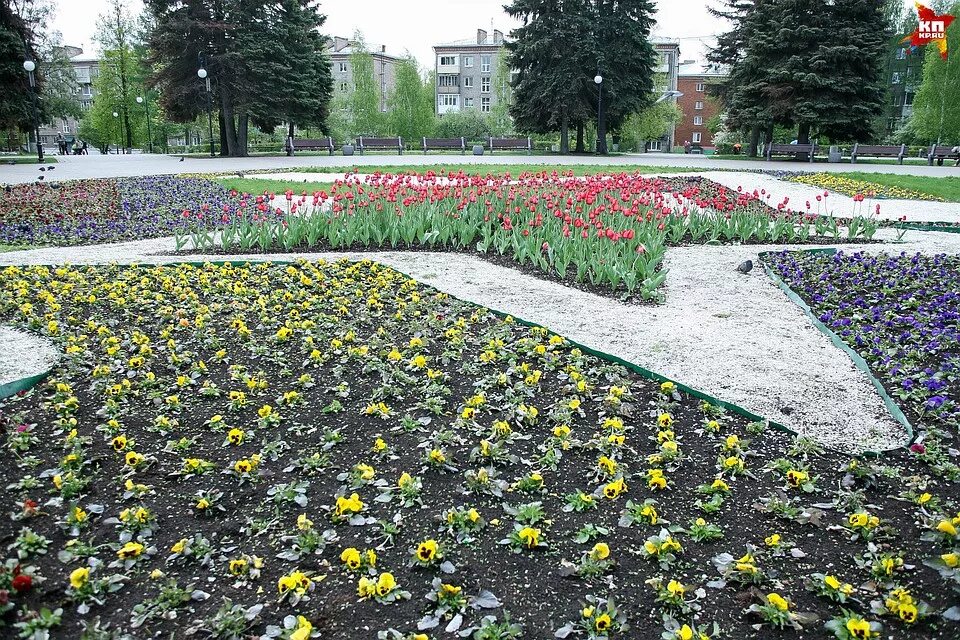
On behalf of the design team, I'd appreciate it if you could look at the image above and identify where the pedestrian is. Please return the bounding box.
[72,139,81,155]
[81,140,88,155]
[953,145,960,167]
[56,132,66,155]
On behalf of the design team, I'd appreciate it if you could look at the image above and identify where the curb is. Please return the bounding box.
[758,249,913,453]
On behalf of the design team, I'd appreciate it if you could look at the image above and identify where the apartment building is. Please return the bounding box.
[433,28,507,115]
[649,38,680,151]
[33,46,98,148]
[675,70,726,151]
[327,35,400,112]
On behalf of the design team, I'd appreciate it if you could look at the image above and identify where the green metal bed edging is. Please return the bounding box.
[4,259,897,457]
[757,250,914,452]
[893,223,960,234]
[0,371,51,401]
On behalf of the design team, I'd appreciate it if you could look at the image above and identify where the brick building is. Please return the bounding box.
[675,70,726,151]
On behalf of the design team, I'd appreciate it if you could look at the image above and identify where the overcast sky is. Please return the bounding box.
[53,0,919,70]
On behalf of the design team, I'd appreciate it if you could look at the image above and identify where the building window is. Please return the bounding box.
[438,94,459,107]
[339,82,348,92]
[481,97,490,112]
[695,82,705,92]
[62,120,70,133]
[694,101,703,110]
[463,55,474,68]
[82,85,92,96]
[693,115,703,126]
[692,132,702,143]
[905,92,914,105]
[439,55,457,66]
[481,77,490,93]
[891,72,901,84]
[897,47,907,59]
[464,97,474,108]
[463,76,473,88]
[481,55,491,72]
[893,94,902,106]
[438,74,460,87]
[338,62,348,73]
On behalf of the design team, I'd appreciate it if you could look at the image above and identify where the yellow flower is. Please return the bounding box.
[376,572,396,596]
[766,592,789,611]
[290,616,313,640]
[765,533,781,547]
[898,603,918,624]
[227,428,244,445]
[581,606,595,619]
[824,574,841,590]
[117,541,145,559]
[936,520,957,537]
[297,513,313,531]
[594,614,612,632]
[171,538,187,554]
[657,413,673,428]
[341,547,362,570]
[845,617,874,639]
[667,579,685,596]
[591,542,610,560]
[518,527,540,548]
[677,624,694,640]
[111,435,127,451]
[234,459,253,474]
[229,558,247,576]
[917,492,932,505]
[660,381,676,394]
[69,567,89,589]
[786,469,808,487]
[373,437,387,451]
[416,539,438,563]
[257,404,273,419]
[942,553,959,568]
[125,451,144,467]
[603,477,626,499]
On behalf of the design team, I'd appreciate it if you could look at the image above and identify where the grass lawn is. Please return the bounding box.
[799,172,960,202]
[0,244,35,253]
[292,163,707,177]
[215,177,336,195]
[0,156,59,164]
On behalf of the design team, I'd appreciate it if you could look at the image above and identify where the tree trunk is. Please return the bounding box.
[560,110,569,154]
[797,122,811,161]
[288,122,295,138]
[748,126,760,157]
[218,112,228,157]
[220,88,240,156]
[575,121,585,153]
[237,112,249,157]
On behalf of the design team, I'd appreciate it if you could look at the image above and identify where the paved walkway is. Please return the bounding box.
[3,225,958,452]
[2,150,959,184]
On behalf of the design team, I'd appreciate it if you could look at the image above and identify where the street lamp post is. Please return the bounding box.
[197,66,215,157]
[594,71,606,155]
[136,95,153,154]
[22,59,43,163]
[112,111,119,154]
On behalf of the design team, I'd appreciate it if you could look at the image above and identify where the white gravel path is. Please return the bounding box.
[2,226,960,451]
[0,326,58,390]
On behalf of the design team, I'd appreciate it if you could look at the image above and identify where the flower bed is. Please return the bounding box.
[0,177,239,246]
[0,261,957,639]
[786,173,943,202]
[180,172,881,301]
[764,251,958,439]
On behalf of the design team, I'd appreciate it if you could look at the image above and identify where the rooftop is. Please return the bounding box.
[435,28,508,49]
[328,36,400,59]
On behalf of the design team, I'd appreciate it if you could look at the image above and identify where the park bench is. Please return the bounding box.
[850,143,906,165]
[356,136,403,155]
[423,137,466,154]
[488,137,532,154]
[765,142,817,162]
[927,143,960,166]
[287,137,335,155]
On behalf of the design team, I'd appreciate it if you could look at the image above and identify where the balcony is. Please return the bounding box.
[437,85,460,94]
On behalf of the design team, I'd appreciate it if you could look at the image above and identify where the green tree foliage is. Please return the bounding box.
[147,0,333,156]
[79,53,145,153]
[434,109,492,140]
[348,36,384,136]
[488,51,514,136]
[619,100,681,152]
[506,0,656,153]
[910,2,960,143]
[505,0,594,152]
[0,0,38,138]
[387,57,435,142]
[715,0,888,146]
[245,0,333,138]
[96,0,138,151]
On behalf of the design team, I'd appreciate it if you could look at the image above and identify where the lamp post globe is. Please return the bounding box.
[23,60,35,73]
[594,74,602,85]
[136,96,143,104]
[197,68,207,79]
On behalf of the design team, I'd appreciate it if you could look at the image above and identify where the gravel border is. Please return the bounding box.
[0,326,58,390]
